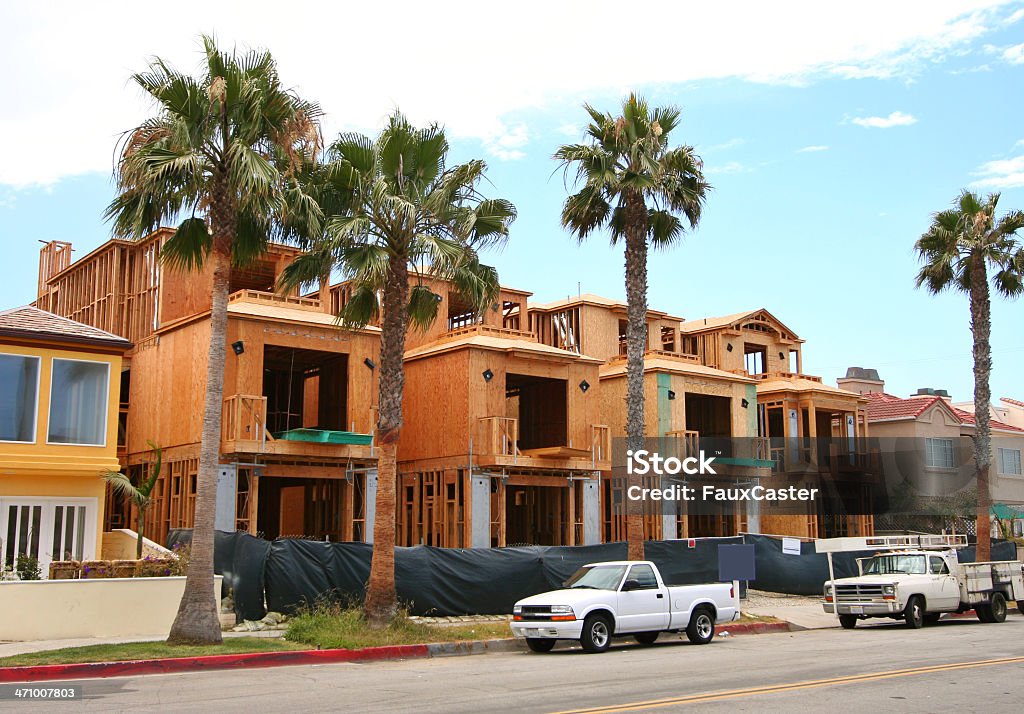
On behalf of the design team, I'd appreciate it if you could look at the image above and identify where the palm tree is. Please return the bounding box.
[105,36,322,644]
[104,441,163,560]
[915,190,1024,561]
[280,112,515,626]
[555,94,709,560]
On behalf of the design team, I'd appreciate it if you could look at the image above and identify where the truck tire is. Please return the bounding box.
[989,592,1008,623]
[839,614,858,629]
[633,632,660,645]
[526,638,556,653]
[579,613,612,653]
[686,607,715,645]
[1017,601,1024,614]
[903,595,925,629]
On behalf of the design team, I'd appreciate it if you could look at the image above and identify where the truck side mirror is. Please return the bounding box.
[622,579,641,592]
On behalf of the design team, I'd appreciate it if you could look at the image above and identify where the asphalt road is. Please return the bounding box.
[5,617,1024,713]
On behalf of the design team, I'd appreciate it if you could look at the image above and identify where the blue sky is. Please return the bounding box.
[1,1,1023,403]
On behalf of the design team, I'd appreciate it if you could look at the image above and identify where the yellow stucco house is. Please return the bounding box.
[0,306,129,577]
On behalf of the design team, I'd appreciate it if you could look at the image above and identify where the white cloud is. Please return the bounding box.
[483,123,529,161]
[850,111,918,128]
[703,137,745,152]
[1002,43,1024,63]
[970,154,1024,188]
[797,145,830,153]
[0,0,1017,186]
[705,161,751,176]
[556,123,581,138]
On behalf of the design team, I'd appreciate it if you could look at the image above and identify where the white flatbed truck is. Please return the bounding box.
[818,534,1024,628]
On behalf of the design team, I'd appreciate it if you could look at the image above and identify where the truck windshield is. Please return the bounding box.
[863,555,927,575]
[564,565,628,590]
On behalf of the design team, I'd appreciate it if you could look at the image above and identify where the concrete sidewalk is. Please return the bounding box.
[743,589,839,630]
[0,630,284,659]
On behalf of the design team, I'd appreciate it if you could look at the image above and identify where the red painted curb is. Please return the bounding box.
[718,621,791,636]
[0,643,430,684]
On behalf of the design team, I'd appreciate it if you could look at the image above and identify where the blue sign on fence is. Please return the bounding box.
[718,543,756,582]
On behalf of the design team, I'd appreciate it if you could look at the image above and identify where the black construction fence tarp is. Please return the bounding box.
[167,530,1017,621]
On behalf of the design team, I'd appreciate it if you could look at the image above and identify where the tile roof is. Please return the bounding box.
[1001,397,1024,408]
[0,306,131,349]
[950,406,1024,433]
[864,392,943,420]
[864,392,1024,432]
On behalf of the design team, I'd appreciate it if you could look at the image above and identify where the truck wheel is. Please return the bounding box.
[989,593,1007,623]
[579,614,612,653]
[903,596,925,629]
[839,614,858,629]
[1017,601,1024,614]
[526,638,556,653]
[633,632,659,645]
[686,607,715,645]
[976,603,994,623]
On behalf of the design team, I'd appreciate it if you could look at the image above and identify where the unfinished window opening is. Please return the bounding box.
[684,393,732,438]
[617,319,628,355]
[502,301,522,331]
[506,373,568,451]
[744,343,767,375]
[551,309,580,352]
[229,258,278,294]
[263,346,349,434]
[680,335,699,357]
[789,350,799,373]
[447,292,479,331]
[661,326,676,352]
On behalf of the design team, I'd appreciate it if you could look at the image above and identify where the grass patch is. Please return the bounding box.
[285,604,511,650]
[0,638,305,668]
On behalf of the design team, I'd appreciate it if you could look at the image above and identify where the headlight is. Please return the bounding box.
[824,585,833,595]
[512,605,522,615]
[883,585,895,595]
[550,605,575,615]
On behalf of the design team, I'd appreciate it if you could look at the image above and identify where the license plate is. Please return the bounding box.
[848,606,863,614]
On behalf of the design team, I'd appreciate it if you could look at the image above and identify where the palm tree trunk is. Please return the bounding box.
[365,251,409,626]
[969,256,993,562]
[136,506,146,560]
[623,191,648,561]
[167,230,230,645]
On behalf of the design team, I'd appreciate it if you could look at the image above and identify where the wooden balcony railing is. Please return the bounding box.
[228,289,322,311]
[592,425,611,464]
[477,416,520,457]
[609,349,701,365]
[730,370,823,383]
[223,394,275,444]
[443,324,537,342]
[664,429,699,459]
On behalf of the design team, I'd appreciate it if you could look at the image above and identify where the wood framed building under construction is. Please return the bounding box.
[33,231,877,549]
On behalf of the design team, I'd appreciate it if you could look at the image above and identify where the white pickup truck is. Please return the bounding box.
[510,560,740,653]
[820,536,1024,629]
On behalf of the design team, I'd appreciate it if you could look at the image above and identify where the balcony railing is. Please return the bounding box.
[609,349,701,365]
[228,289,323,311]
[592,425,611,464]
[664,429,699,459]
[443,324,537,342]
[222,394,274,444]
[475,416,611,465]
[730,370,823,383]
[477,416,521,457]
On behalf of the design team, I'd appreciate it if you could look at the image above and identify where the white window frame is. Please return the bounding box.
[925,437,955,469]
[0,497,98,578]
[0,352,41,444]
[998,447,1022,476]
[46,357,110,448]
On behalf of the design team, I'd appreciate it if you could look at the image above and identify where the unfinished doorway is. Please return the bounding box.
[684,393,731,437]
[506,373,568,450]
[263,346,349,433]
[504,484,569,546]
[255,475,359,541]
